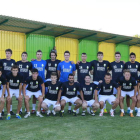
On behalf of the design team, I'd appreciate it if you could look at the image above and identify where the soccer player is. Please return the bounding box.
[41,72,62,116]
[109,52,124,95]
[16,52,32,114]
[136,75,140,116]
[0,69,6,120]
[6,65,23,120]
[76,53,92,85]
[23,69,45,118]
[123,52,139,113]
[90,51,110,113]
[31,50,46,114]
[57,74,84,116]
[81,74,99,116]
[119,70,137,117]
[0,49,15,115]
[94,73,120,117]
[46,51,61,80]
[57,51,76,113]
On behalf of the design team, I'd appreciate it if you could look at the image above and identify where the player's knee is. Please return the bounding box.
[1,99,5,104]
[82,102,87,109]
[6,97,11,102]
[61,100,66,106]
[54,106,61,112]
[99,101,104,106]
[137,95,140,102]
[92,102,100,110]
[41,103,48,110]
[132,96,136,102]
[120,96,123,101]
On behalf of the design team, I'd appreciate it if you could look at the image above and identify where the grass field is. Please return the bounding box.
[0,98,140,140]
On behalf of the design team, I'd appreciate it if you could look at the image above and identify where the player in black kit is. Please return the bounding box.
[41,72,62,116]
[23,69,45,118]
[0,49,15,115]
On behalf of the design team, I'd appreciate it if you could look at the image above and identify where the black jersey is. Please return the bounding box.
[0,76,6,90]
[46,59,61,79]
[62,82,81,98]
[45,81,62,101]
[109,61,124,82]
[90,60,110,81]
[6,72,23,89]
[25,76,43,92]
[76,62,92,85]
[80,83,96,101]
[16,61,32,82]
[96,80,119,95]
[119,76,136,91]
[123,61,139,80]
[0,59,15,77]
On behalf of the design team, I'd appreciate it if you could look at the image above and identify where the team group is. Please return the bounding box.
[0,48,140,120]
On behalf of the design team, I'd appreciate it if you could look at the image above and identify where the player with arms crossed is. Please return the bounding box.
[6,65,23,120]
[81,74,99,116]
[119,70,137,117]
[94,73,120,117]
[41,72,62,116]
[57,74,85,117]
[23,69,45,118]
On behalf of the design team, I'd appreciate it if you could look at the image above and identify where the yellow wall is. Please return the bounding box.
[0,30,26,61]
[55,37,78,63]
[98,42,115,62]
[130,46,140,61]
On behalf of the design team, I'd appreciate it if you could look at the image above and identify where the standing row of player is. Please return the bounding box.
[0,49,140,120]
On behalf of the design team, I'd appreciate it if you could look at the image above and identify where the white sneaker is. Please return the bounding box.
[52,110,56,116]
[136,112,140,117]
[36,113,44,117]
[110,111,114,117]
[47,110,51,116]
[24,113,30,118]
[99,112,103,116]
[76,109,79,114]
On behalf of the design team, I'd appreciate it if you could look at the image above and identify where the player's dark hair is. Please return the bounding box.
[97,51,103,56]
[85,74,91,78]
[105,73,111,77]
[5,49,12,54]
[0,68,2,73]
[49,51,57,58]
[130,52,136,57]
[123,69,131,74]
[64,51,70,55]
[82,53,87,55]
[36,50,42,54]
[22,52,28,56]
[51,72,57,77]
[31,68,38,73]
[11,65,18,70]
[68,73,74,78]
[115,52,121,56]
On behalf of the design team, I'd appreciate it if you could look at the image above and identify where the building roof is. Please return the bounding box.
[0,15,140,46]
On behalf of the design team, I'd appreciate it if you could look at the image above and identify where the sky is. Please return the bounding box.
[0,0,140,37]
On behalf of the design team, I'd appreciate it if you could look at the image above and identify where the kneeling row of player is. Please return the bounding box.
[0,65,139,120]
